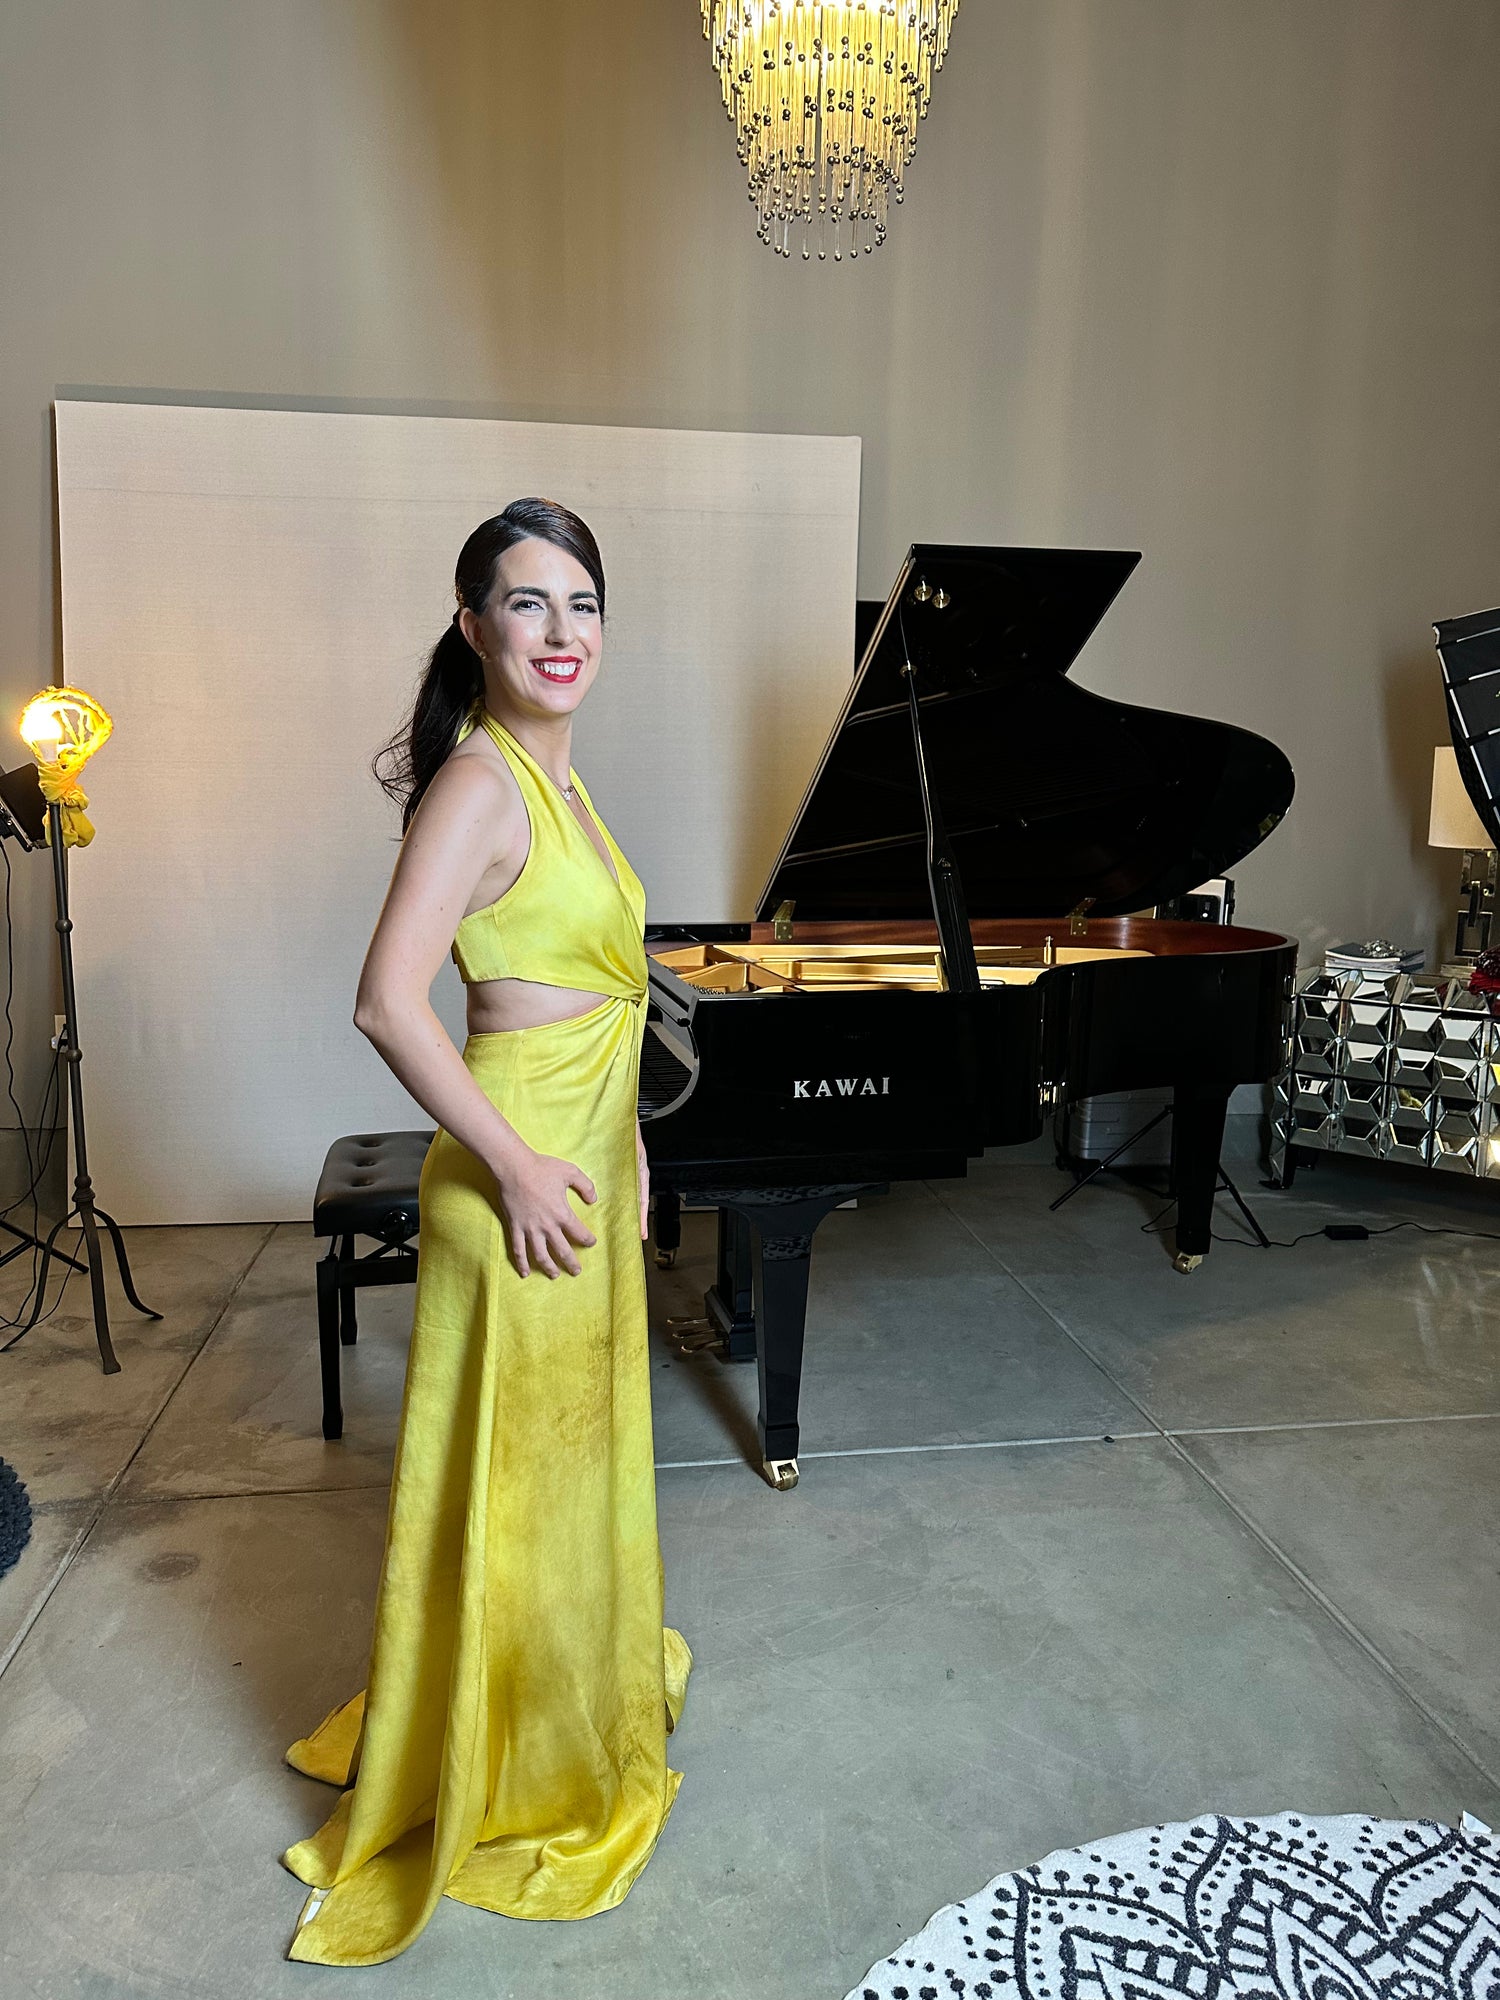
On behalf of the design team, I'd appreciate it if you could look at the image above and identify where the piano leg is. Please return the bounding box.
[652,1180,681,1269]
[1170,1082,1231,1272]
[709,1185,875,1489]
[751,1224,819,1491]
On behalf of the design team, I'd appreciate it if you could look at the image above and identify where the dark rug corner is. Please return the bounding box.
[0,1456,33,1579]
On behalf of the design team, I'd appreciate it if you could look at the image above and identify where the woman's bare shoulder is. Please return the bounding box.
[418,732,522,818]
[400,733,526,877]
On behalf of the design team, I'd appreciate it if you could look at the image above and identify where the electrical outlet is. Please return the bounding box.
[52,1013,65,1052]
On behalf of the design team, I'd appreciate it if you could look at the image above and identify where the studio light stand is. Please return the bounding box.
[0,750,159,1373]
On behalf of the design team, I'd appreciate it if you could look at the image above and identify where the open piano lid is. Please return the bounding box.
[756,544,1295,923]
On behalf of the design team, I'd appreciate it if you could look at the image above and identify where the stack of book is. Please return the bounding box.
[1323,939,1424,978]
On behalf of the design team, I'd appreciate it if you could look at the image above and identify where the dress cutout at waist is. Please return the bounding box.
[450,710,647,1000]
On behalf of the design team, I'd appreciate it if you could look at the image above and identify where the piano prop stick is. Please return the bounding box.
[640,544,1296,1489]
[899,576,981,995]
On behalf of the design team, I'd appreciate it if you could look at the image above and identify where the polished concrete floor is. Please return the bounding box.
[1,1123,1497,1999]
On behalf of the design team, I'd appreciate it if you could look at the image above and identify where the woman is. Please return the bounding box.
[281,498,691,1967]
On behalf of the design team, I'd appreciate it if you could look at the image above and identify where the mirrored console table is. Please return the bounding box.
[1270,968,1500,1187]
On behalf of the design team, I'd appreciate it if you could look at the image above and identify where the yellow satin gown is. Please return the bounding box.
[282,709,690,1966]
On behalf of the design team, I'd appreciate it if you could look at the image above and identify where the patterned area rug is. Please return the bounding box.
[0,1456,32,1579]
[846,1810,1499,2000]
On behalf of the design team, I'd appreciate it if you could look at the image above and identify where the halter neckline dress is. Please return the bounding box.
[282,709,690,1967]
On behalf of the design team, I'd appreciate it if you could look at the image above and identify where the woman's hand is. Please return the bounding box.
[636,1121,650,1243]
[492,1147,598,1278]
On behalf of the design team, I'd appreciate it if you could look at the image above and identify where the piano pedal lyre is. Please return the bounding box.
[762,1457,799,1491]
[665,1315,727,1357]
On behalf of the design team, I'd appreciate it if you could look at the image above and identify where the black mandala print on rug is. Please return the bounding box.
[846,1810,1499,2000]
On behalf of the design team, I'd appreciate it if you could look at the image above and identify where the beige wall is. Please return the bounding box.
[3,0,1499,1123]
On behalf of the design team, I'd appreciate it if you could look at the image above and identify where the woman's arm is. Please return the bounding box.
[354,756,597,1279]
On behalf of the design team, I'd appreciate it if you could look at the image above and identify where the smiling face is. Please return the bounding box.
[460,536,603,726]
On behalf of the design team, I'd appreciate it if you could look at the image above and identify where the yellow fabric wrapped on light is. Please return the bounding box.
[35,762,96,848]
[19,686,113,848]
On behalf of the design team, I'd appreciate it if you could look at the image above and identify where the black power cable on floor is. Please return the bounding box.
[1225,1218,1500,1249]
[0,1059,75,1348]
[0,837,37,1204]
[0,1054,74,1344]
[1140,1199,1500,1251]
[0,837,80,1346]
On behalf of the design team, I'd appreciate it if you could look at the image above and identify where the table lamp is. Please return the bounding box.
[1429,743,1497,974]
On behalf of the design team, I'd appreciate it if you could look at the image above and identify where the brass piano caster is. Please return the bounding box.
[665,1316,725,1357]
[762,1457,799,1491]
[655,1248,677,1270]
[1172,1252,1204,1274]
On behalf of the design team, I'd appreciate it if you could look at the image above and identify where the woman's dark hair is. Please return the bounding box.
[374,496,606,830]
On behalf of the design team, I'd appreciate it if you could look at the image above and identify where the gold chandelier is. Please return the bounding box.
[702,1,962,260]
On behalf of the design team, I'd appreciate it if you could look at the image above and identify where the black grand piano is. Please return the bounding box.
[639,545,1296,1489]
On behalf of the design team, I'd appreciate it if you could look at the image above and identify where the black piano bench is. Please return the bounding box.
[312,1131,433,1441]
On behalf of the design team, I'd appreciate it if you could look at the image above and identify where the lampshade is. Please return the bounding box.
[1429,744,1493,850]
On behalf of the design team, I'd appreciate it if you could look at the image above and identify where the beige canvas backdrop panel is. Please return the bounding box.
[55,401,860,1224]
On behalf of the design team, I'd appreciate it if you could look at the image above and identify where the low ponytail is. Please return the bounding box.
[373,497,606,832]
[374,616,483,832]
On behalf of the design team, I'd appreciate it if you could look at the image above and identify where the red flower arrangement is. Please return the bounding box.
[1468,946,1500,1011]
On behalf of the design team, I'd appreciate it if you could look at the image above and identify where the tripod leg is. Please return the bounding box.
[14,1208,75,1337]
[76,1204,120,1375]
[92,1206,164,1319]
[1217,1165,1270,1248]
[0,1213,86,1272]
[1050,1104,1172,1212]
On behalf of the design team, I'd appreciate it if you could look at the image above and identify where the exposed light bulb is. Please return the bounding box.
[19,701,62,760]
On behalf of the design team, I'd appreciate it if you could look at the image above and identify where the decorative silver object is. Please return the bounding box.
[1271,968,1500,1181]
[1453,846,1499,960]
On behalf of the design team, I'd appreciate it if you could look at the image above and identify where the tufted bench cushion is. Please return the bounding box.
[313,1131,435,1245]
